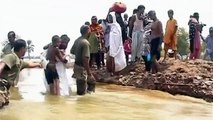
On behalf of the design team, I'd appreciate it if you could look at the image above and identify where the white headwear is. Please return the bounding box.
[108,12,122,34]
[108,12,127,72]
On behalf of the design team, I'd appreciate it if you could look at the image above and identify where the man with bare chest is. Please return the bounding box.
[148,10,163,73]
[45,35,67,95]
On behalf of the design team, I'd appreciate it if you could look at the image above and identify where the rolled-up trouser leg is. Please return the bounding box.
[76,79,87,95]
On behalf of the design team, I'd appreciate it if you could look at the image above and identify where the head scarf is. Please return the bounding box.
[90,16,102,33]
[108,12,122,35]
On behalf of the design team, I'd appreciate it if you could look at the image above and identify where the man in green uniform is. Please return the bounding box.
[71,25,96,95]
[0,39,41,108]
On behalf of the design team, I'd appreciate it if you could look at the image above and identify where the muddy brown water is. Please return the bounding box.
[0,68,212,120]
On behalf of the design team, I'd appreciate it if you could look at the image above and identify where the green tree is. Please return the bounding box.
[26,40,34,59]
[177,27,190,57]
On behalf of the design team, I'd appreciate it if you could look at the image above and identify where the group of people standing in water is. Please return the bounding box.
[0,3,213,109]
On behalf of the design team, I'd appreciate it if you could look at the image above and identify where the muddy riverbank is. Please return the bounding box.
[94,59,213,102]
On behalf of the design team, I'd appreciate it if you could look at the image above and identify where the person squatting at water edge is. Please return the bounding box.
[71,25,96,95]
[0,39,41,109]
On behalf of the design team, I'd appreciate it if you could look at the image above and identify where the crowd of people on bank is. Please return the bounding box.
[0,3,213,109]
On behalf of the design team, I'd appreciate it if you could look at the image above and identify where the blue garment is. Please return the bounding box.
[204,35,213,54]
[147,53,151,62]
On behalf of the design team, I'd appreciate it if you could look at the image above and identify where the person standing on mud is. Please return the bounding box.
[163,9,178,62]
[0,39,41,108]
[2,31,16,57]
[141,20,152,72]
[128,9,138,38]
[98,19,106,67]
[129,5,146,63]
[45,35,67,95]
[148,10,163,73]
[89,16,103,69]
[107,12,127,75]
[71,25,96,95]
[189,13,202,60]
[203,27,213,61]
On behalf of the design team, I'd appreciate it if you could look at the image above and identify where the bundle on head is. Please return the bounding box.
[110,2,127,13]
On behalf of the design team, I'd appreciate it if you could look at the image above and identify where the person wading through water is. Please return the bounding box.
[0,39,41,108]
[45,35,67,95]
[71,25,96,95]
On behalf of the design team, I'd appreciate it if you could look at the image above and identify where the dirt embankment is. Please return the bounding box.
[94,59,213,102]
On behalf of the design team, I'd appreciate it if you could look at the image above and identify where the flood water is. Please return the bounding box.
[0,68,213,120]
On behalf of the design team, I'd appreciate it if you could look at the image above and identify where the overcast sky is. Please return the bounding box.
[0,0,212,55]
